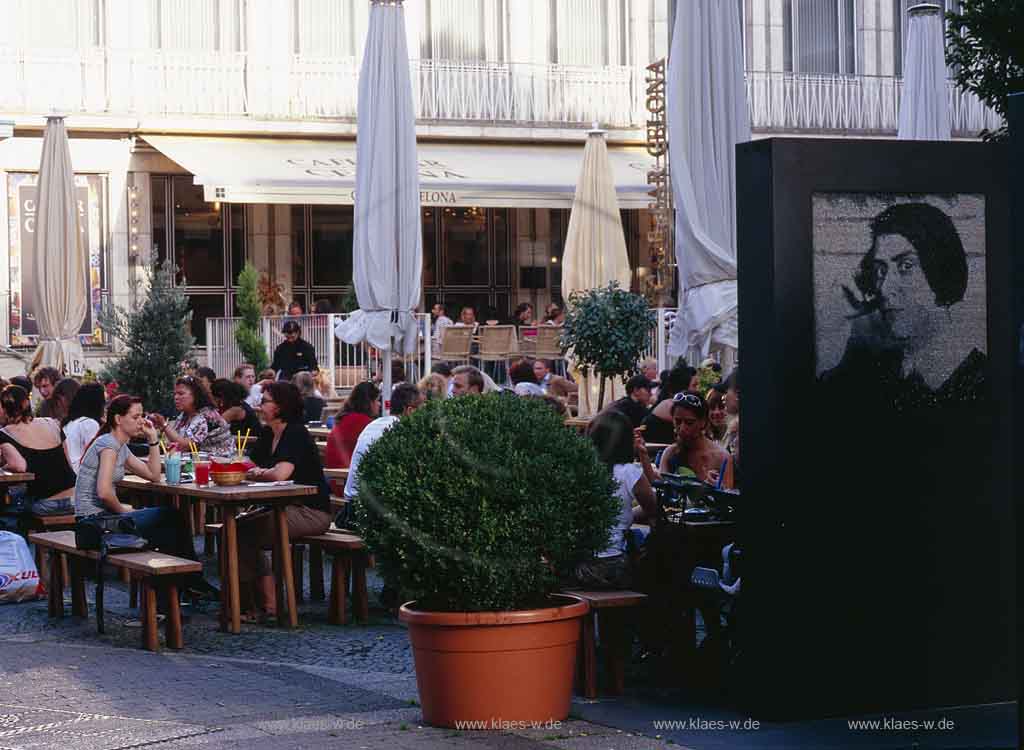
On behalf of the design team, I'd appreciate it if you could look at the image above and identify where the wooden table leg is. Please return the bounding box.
[581,612,597,698]
[166,582,183,650]
[141,580,159,651]
[292,545,305,603]
[223,510,241,634]
[329,554,349,625]
[602,610,628,696]
[272,506,298,629]
[352,552,369,623]
[309,545,325,601]
[48,550,63,618]
[69,558,88,618]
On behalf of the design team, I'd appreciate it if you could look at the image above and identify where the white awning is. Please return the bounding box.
[143,135,655,208]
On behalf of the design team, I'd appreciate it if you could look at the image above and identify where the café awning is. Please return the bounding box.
[143,135,654,208]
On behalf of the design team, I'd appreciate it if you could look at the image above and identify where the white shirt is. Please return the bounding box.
[343,416,399,499]
[245,383,262,409]
[64,416,100,474]
[433,315,453,345]
[598,463,644,558]
[513,382,546,397]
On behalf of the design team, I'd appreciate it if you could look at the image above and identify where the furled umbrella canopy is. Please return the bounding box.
[561,128,632,299]
[29,116,88,376]
[666,0,750,363]
[336,0,422,372]
[898,3,951,141]
[561,127,633,414]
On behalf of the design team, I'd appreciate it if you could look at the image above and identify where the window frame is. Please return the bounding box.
[150,174,246,346]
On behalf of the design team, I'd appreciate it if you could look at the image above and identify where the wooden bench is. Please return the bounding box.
[563,589,648,699]
[28,514,76,586]
[297,532,369,625]
[30,531,202,652]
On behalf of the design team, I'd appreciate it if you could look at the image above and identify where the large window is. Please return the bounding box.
[290,205,355,314]
[421,0,507,61]
[424,207,513,322]
[551,0,630,66]
[151,0,245,51]
[6,172,108,346]
[294,0,360,57]
[783,0,856,74]
[151,175,246,345]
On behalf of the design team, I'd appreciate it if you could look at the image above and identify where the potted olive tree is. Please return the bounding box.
[354,394,618,728]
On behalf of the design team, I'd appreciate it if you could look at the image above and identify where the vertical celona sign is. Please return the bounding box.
[645,59,672,306]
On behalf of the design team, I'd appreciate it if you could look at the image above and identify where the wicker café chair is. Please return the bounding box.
[435,325,473,366]
[476,325,518,383]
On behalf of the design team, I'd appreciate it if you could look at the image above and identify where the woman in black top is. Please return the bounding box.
[235,381,331,622]
[210,379,261,440]
[0,385,77,516]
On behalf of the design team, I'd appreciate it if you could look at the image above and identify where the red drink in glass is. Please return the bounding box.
[195,461,211,486]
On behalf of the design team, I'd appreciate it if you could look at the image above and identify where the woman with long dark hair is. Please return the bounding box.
[236,382,331,622]
[210,378,261,438]
[325,381,380,494]
[0,385,77,515]
[641,364,698,445]
[63,382,105,473]
[73,394,216,597]
[149,376,234,457]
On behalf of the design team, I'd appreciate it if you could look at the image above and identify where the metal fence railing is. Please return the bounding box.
[206,313,432,396]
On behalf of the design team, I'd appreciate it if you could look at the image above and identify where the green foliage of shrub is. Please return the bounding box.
[235,263,269,372]
[945,0,1024,142]
[99,261,192,415]
[561,282,656,408]
[354,394,619,612]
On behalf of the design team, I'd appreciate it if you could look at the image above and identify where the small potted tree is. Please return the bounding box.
[355,394,618,727]
[560,281,656,410]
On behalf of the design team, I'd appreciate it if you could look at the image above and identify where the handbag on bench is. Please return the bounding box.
[74,514,148,634]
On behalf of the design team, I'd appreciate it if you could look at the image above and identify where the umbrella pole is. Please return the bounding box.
[382,342,393,416]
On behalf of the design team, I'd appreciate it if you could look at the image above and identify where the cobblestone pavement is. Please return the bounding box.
[2,550,1015,749]
[0,554,677,750]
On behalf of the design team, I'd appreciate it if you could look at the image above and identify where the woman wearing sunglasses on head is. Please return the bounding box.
[658,391,733,488]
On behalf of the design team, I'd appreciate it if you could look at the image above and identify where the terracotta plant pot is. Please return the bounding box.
[399,594,588,728]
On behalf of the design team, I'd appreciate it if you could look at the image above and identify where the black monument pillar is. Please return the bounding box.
[735,137,1016,718]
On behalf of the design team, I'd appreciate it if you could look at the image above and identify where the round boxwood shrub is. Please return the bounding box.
[354,393,619,612]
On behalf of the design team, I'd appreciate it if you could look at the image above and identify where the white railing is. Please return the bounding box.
[745,71,1003,137]
[206,313,432,395]
[1,47,1004,136]
[205,310,689,393]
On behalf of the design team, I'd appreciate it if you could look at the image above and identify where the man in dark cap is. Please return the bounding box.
[270,320,318,381]
[604,374,655,429]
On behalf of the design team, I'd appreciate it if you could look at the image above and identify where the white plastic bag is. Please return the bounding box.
[0,530,44,603]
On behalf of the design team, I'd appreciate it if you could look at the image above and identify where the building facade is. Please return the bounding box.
[0,0,1001,369]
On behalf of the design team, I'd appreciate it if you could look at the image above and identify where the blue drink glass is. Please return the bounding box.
[165,452,182,485]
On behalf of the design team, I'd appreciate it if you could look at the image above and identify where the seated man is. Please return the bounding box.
[658,391,733,487]
[451,365,484,396]
[605,375,654,430]
[532,359,578,400]
[343,383,424,500]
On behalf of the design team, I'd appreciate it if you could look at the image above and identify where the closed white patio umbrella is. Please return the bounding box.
[561,127,633,414]
[898,3,951,141]
[666,0,750,368]
[336,0,422,409]
[29,116,88,376]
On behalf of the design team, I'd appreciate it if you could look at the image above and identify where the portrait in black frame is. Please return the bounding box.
[813,193,988,410]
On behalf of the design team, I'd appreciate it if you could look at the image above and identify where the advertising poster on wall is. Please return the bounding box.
[6,172,106,346]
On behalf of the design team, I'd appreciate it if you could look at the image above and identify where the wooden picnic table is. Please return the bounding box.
[308,426,330,440]
[117,475,316,634]
[565,416,591,431]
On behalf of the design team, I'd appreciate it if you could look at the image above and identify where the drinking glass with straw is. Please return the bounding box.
[237,428,251,461]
